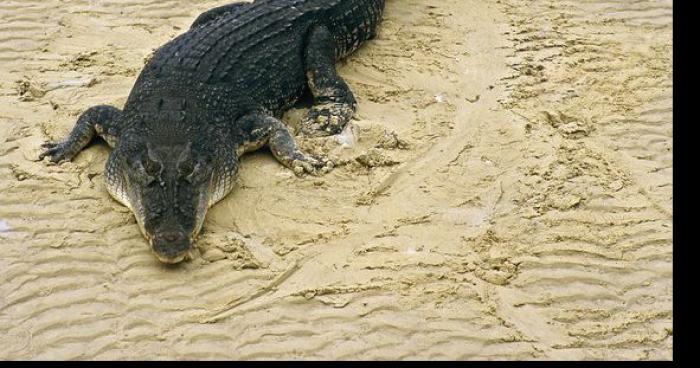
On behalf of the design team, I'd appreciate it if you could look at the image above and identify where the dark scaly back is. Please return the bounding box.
[123,0,385,126]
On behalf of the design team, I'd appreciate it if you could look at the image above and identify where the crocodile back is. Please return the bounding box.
[124,0,385,124]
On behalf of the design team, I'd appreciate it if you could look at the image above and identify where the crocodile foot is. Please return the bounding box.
[39,141,75,163]
[299,102,355,137]
[290,152,334,176]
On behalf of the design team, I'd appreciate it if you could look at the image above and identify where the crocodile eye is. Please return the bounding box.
[144,158,162,176]
[186,162,210,184]
[176,142,194,176]
[129,159,156,185]
[178,158,194,177]
[143,143,163,177]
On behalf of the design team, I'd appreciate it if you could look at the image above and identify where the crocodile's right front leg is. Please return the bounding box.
[39,105,123,163]
[235,113,333,176]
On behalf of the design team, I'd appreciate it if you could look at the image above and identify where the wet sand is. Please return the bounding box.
[0,0,672,360]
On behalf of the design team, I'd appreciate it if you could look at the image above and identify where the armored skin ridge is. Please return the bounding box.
[40,0,386,263]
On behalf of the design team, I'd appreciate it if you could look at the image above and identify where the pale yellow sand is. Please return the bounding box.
[0,0,672,360]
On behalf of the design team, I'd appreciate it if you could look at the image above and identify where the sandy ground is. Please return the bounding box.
[0,0,672,360]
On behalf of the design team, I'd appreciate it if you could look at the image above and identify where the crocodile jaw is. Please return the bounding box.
[152,245,188,264]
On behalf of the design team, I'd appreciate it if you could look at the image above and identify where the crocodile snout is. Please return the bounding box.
[152,231,191,264]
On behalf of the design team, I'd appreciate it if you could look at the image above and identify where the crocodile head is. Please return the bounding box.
[118,141,213,263]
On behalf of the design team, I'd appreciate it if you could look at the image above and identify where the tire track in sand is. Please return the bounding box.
[493,0,672,360]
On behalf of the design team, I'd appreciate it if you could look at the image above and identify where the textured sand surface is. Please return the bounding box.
[0,0,672,360]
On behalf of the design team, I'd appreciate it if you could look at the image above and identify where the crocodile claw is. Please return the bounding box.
[291,153,334,176]
[39,141,73,163]
[299,102,355,137]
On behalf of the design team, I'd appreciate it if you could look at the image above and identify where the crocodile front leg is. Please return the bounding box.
[236,113,333,176]
[39,105,123,163]
[299,25,358,137]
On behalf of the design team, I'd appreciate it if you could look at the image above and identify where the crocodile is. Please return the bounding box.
[39,0,386,263]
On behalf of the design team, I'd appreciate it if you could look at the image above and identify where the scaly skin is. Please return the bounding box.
[39,0,386,263]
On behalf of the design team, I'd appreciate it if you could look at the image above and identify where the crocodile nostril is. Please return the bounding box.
[163,232,182,242]
[152,231,190,262]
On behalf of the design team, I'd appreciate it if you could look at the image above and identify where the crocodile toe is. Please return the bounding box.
[291,153,334,176]
[299,102,355,137]
[39,141,73,163]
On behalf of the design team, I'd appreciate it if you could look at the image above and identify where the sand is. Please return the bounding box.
[0,0,672,360]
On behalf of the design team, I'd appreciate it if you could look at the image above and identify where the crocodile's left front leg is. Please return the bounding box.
[299,25,357,137]
[40,104,123,163]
